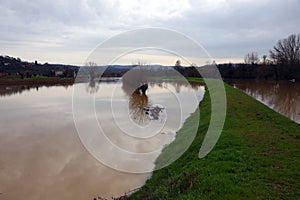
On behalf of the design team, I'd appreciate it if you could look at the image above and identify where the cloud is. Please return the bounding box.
[0,0,299,65]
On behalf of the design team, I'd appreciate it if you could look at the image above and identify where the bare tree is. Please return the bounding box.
[85,61,101,94]
[122,61,150,95]
[269,34,300,66]
[244,52,260,65]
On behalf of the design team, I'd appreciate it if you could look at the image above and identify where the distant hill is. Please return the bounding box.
[0,55,176,77]
[0,55,79,77]
[103,64,174,75]
[0,55,204,78]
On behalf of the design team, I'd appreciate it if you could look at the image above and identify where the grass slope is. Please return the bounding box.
[130,78,300,200]
[0,75,47,81]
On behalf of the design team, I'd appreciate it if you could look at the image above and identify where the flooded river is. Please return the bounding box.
[0,80,204,199]
[228,80,300,124]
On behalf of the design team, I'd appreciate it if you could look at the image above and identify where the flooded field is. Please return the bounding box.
[228,80,300,123]
[0,80,204,199]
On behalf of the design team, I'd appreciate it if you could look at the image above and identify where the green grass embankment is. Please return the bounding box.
[0,76,74,85]
[130,78,300,199]
[0,75,47,81]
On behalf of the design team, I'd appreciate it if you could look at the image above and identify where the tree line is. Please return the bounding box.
[173,33,300,81]
[0,55,78,78]
[218,33,300,81]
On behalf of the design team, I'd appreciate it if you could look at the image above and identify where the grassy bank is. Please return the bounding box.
[130,78,300,199]
[0,75,48,81]
[0,76,74,85]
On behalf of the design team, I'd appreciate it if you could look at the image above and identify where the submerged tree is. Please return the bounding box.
[122,61,150,96]
[84,61,102,94]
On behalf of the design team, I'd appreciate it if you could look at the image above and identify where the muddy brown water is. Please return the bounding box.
[227,79,300,124]
[0,80,204,199]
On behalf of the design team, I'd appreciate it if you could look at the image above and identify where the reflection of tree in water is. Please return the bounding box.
[128,91,150,125]
[121,65,150,124]
[150,79,204,93]
[190,81,204,90]
[86,62,101,94]
[0,84,73,97]
[125,86,166,125]
[233,80,300,123]
[121,71,149,125]
[77,61,104,94]
[122,76,204,125]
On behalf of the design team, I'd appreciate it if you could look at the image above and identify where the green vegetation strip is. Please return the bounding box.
[0,75,47,81]
[130,78,300,199]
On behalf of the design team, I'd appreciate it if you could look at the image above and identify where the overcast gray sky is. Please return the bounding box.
[1,0,300,65]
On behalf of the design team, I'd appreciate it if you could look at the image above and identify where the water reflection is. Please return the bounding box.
[84,63,102,94]
[128,92,149,125]
[228,80,300,123]
[122,79,204,126]
[0,84,72,97]
[0,79,204,199]
[76,79,204,173]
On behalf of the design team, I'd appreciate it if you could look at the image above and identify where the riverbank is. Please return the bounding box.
[0,77,74,85]
[130,78,300,199]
